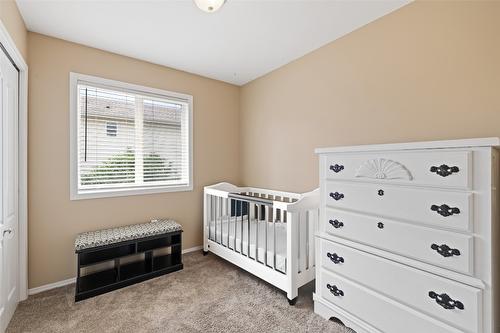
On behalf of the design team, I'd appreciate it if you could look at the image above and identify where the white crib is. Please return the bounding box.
[203,182,319,304]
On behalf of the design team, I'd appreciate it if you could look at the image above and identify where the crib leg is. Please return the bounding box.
[203,250,209,256]
[287,296,298,306]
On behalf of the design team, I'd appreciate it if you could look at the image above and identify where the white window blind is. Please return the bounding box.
[70,73,192,199]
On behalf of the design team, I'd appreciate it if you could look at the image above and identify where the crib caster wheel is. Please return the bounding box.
[203,250,209,256]
[288,297,298,306]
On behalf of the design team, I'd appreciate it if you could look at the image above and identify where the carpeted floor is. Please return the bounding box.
[7,252,355,333]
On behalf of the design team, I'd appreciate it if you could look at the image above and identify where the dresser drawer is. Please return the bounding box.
[320,239,481,332]
[325,181,472,232]
[323,208,473,274]
[324,150,471,189]
[319,269,464,333]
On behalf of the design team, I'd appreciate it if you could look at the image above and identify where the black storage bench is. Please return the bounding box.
[74,219,183,302]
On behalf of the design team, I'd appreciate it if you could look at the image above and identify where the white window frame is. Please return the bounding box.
[69,72,193,200]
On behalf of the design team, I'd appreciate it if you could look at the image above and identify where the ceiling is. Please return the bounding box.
[16,0,410,85]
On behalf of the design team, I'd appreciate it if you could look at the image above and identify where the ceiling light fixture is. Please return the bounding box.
[194,0,227,13]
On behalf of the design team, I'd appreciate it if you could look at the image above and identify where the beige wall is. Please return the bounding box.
[240,1,500,193]
[28,33,240,288]
[0,0,27,61]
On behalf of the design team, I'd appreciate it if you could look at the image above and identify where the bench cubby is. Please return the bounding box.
[78,243,136,267]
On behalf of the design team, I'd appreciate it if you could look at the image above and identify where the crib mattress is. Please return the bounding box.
[208,216,287,272]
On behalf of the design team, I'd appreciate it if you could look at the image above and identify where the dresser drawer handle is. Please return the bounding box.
[327,252,344,264]
[329,192,344,201]
[428,291,464,310]
[327,284,344,297]
[431,243,460,257]
[430,164,460,177]
[431,204,460,217]
[330,164,344,173]
[329,219,344,229]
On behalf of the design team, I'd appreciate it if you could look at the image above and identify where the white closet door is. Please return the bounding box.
[0,46,19,332]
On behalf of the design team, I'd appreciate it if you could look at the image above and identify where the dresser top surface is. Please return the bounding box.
[315,137,500,154]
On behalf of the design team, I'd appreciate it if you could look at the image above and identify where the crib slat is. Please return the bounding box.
[296,211,300,273]
[247,206,251,259]
[215,196,218,244]
[233,200,237,252]
[220,197,224,247]
[308,209,317,268]
[226,198,230,249]
[207,195,211,241]
[272,207,278,271]
[208,195,211,241]
[264,205,268,267]
[210,195,214,241]
[217,197,224,246]
[214,196,219,244]
[217,196,220,244]
[255,203,259,262]
[298,211,301,273]
[218,196,221,244]
[240,200,244,257]
[305,211,310,270]
[299,210,308,273]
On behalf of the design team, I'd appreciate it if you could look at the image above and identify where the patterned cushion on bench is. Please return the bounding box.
[75,219,182,251]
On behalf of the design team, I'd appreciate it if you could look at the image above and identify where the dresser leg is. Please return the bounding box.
[287,296,298,306]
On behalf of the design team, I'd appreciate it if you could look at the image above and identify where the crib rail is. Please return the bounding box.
[227,192,274,206]
[204,182,319,278]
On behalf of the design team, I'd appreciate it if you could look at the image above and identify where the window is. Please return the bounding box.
[70,73,193,200]
[106,122,117,137]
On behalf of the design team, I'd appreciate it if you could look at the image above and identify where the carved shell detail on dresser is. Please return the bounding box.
[355,158,413,180]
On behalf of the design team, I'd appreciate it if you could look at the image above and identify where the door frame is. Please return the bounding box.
[0,21,28,301]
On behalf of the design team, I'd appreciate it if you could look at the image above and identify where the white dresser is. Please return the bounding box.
[314,138,500,333]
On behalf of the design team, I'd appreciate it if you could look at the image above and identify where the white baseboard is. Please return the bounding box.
[28,245,203,296]
[182,245,203,253]
[28,277,76,295]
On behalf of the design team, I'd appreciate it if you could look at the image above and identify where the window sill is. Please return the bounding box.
[70,184,193,200]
